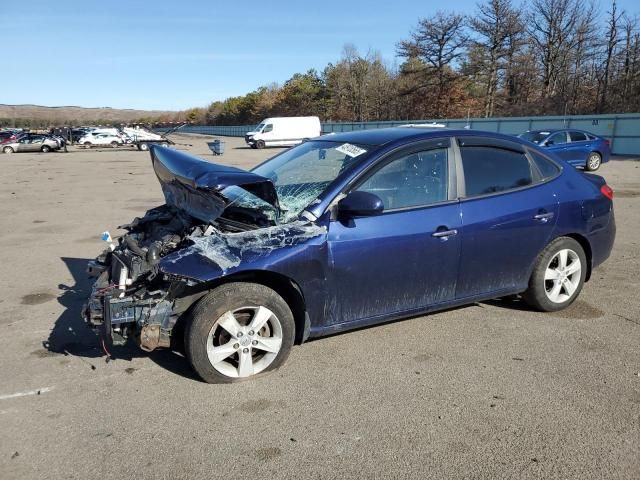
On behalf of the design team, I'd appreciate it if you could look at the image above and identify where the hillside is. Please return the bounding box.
[0,104,176,127]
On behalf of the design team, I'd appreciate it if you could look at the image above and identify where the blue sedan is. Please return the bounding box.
[519,128,611,171]
[85,128,616,382]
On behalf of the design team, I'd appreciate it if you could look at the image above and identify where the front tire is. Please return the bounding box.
[185,283,295,383]
[256,140,265,149]
[139,143,149,151]
[523,237,587,312]
[110,141,119,148]
[3,146,14,154]
[586,152,602,171]
[84,141,92,148]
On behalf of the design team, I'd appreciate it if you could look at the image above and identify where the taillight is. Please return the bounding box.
[600,184,614,200]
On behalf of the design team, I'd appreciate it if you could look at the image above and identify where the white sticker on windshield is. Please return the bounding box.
[336,143,367,158]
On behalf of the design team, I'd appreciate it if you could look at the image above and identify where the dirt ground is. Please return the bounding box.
[0,134,638,480]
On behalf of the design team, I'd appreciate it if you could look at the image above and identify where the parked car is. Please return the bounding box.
[71,128,92,143]
[0,130,22,145]
[85,128,615,383]
[519,129,610,171]
[2,134,60,153]
[245,116,321,149]
[78,132,124,147]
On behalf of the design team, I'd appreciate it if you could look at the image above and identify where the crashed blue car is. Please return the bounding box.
[84,128,616,383]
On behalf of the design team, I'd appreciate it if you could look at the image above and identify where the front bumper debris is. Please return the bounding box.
[83,266,175,352]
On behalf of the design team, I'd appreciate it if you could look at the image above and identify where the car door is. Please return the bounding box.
[22,135,40,152]
[566,131,590,166]
[455,137,559,299]
[542,131,570,160]
[326,139,461,325]
[261,123,275,145]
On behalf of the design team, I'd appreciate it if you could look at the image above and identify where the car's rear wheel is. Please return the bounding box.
[84,141,92,147]
[41,145,51,153]
[3,146,14,154]
[185,283,295,383]
[523,237,587,312]
[110,141,119,148]
[139,143,149,151]
[586,152,602,171]
[256,140,265,149]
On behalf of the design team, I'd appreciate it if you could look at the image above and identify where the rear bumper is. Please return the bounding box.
[588,208,616,271]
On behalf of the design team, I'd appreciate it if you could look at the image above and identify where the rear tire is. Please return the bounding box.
[256,140,265,149]
[523,237,587,312]
[41,145,51,153]
[139,143,149,151]
[84,141,92,148]
[3,146,14,154]
[110,141,118,148]
[586,152,601,171]
[185,283,295,383]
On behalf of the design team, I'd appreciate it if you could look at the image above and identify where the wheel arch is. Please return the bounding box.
[562,233,593,282]
[176,270,309,345]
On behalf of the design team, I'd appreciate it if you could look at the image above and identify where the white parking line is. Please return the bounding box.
[0,387,53,400]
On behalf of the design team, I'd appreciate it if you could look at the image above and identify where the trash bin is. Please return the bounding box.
[207,139,225,155]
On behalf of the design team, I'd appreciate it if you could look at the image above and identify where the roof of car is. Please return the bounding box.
[316,127,518,146]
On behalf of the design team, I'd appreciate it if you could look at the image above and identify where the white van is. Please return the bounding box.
[244,116,321,148]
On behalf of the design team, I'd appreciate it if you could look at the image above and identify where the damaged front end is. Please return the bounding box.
[83,145,326,354]
[83,205,197,351]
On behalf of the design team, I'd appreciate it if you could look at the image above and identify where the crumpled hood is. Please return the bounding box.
[149,145,279,223]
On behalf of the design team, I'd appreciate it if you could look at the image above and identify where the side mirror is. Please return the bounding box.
[338,191,384,217]
[544,139,553,146]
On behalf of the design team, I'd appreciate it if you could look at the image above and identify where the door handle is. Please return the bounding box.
[432,228,458,238]
[533,212,555,222]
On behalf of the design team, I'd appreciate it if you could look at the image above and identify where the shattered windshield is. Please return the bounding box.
[219,140,368,225]
[253,140,368,222]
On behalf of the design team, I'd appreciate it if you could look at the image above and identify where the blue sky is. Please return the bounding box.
[2,0,637,111]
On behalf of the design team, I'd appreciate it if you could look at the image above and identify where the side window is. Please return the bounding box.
[263,124,273,133]
[529,150,560,179]
[460,146,532,197]
[546,132,567,145]
[569,131,587,142]
[356,148,448,210]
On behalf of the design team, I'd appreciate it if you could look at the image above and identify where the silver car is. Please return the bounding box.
[2,134,59,153]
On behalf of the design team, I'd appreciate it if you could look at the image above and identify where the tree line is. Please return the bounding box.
[160,0,639,126]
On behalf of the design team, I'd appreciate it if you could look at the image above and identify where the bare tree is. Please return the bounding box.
[468,0,522,116]
[598,0,623,111]
[398,11,468,117]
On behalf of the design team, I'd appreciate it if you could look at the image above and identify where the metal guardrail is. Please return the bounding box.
[157,113,640,154]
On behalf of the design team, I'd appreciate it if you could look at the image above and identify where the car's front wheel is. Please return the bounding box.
[110,141,119,148]
[255,140,265,149]
[185,283,295,383]
[84,141,92,147]
[523,237,587,312]
[3,146,14,154]
[586,152,602,171]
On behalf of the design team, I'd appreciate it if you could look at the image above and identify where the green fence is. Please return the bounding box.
[160,113,640,154]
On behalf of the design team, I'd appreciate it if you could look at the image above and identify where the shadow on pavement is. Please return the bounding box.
[45,257,201,381]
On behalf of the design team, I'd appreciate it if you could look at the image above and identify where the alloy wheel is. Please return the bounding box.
[588,153,601,170]
[206,306,283,378]
[544,249,582,303]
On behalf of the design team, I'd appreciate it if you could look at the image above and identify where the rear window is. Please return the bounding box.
[569,131,588,142]
[461,146,533,197]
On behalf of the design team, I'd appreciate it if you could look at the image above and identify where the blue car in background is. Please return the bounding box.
[519,129,610,171]
[85,128,616,383]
